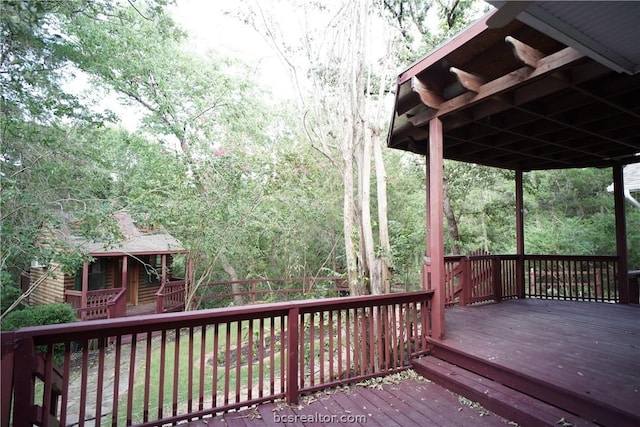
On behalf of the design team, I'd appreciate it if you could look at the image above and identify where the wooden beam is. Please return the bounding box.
[121,255,128,291]
[428,117,445,339]
[449,67,486,93]
[613,164,629,304]
[412,76,443,109]
[436,46,585,119]
[515,170,525,299]
[505,36,544,68]
[487,1,531,28]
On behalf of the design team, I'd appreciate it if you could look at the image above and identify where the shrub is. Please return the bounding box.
[0,285,22,314]
[1,303,76,331]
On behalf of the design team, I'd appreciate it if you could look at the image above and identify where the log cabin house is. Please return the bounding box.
[27,211,190,319]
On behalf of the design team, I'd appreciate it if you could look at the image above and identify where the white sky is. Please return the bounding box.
[169,0,295,100]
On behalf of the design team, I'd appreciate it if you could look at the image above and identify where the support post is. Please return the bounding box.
[81,261,89,321]
[121,256,128,291]
[428,118,445,339]
[161,254,167,286]
[515,170,526,299]
[286,307,299,405]
[613,164,629,303]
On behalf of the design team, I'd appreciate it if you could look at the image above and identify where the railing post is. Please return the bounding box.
[1,333,16,427]
[286,306,299,405]
[459,257,470,306]
[492,256,502,303]
[12,335,36,427]
[629,273,640,305]
[516,255,525,299]
[156,291,164,314]
[251,282,256,305]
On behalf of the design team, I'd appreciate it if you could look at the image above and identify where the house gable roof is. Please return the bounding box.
[59,211,186,256]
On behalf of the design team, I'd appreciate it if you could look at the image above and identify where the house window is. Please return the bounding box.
[74,258,106,291]
[144,255,162,286]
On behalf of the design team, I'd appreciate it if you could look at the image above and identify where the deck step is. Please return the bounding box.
[419,339,640,427]
[412,356,597,427]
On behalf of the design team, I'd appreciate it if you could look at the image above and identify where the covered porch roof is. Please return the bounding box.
[387,3,640,171]
[386,2,640,339]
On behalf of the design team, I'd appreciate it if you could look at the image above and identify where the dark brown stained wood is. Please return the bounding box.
[428,118,446,339]
[187,378,514,426]
[506,35,544,67]
[427,299,640,426]
[413,357,597,427]
[412,76,443,109]
[388,16,640,171]
[450,67,486,92]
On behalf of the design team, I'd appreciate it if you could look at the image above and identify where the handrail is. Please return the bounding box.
[3,290,433,426]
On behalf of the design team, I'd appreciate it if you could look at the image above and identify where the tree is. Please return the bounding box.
[241,0,400,295]
[1,1,184,316]
[63,1,353,307]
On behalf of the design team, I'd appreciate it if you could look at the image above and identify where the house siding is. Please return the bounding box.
[29,262,66,306]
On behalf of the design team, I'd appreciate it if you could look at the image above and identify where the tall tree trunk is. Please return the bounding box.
[342,126,361,296]
[219,252,244,306]
[373,127,392,293]
[361,126,376,293]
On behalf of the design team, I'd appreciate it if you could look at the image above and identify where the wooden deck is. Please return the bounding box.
[125,301,157,316]
[417,299,640,427]
[186,375,514,426]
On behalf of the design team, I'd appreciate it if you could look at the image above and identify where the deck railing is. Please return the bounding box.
[65,288,127,320]
[1,290,432,427]
[525,255,618,302]
[155,279,186,313]
[443,254,619,306]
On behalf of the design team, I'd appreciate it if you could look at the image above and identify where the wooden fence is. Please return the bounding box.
[1,290,432,427]
[198,276,348,307]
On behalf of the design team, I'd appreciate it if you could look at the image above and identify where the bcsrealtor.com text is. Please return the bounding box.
[273,412,367,423]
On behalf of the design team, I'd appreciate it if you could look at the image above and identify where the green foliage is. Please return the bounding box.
[2,0,633,300]
[1,303,76,331]
[1,284,21,314]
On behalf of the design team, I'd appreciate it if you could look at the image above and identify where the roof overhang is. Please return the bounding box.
[487,1,640,75]
[387,4,640,171]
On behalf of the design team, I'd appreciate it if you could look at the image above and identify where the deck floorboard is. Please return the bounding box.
[435,299,640,419]
[185,377,513,426]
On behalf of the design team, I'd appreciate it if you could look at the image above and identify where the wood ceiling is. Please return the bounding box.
[387,14,640,171]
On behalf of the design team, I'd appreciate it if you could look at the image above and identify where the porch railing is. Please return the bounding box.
[155,279,186,313]
[525,255,618,302]
[1,290,432,427]
[65,288,127,320]
[443,254,619,306]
